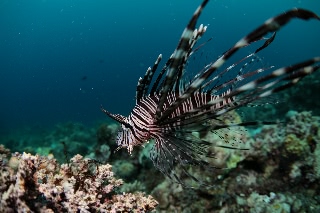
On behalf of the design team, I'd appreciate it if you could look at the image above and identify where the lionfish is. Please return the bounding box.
[101,0,319,186]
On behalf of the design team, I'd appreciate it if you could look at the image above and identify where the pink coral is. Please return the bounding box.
[0,148,158,212]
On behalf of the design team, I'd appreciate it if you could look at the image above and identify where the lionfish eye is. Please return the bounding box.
[142,130,150,139]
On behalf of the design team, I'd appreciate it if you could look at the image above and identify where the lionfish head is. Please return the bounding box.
[101,106,152,154]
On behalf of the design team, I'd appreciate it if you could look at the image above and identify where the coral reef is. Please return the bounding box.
[91,123,119,163]
[235,191,320,213]
[0,148,158,212]
[112,160,137,181]
[151,111,320,212]
[0,122,98,163]
[1,110,319,212]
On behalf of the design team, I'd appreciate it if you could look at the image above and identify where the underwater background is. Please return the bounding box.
[1,0,320,133]
[1,0,320,212]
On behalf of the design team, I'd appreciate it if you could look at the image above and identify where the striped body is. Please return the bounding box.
[101,0,320,186]
[118,91,234,153]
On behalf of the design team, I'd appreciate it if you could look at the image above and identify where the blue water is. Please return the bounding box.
[1,0,319,133]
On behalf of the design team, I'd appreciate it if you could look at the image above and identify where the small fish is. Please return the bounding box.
[101,0,319,186]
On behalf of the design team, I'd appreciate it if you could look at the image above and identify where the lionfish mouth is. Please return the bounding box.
[101,0,320,187]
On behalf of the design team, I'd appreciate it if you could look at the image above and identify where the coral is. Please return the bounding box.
[87,144,111,164]
[152,180,195,211]
[119,180,146,193]
[244,192,291,213]
[113,160,137,181]
[1,110,319,212]
[96,123,118,145]
[284,133,309,156]
[285,111,320,179]
[1,152,46,212]
[238,191,320,213]
[89,122,118,164]
[249,124,284,158]
[0,144,11,154]
[151,111,320,212]
[0,148,158,212]
[110,192,158,212]
[314,141,320,178]
[36,154,123,212]
[226,153,244,169]
[286,111,319,139]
